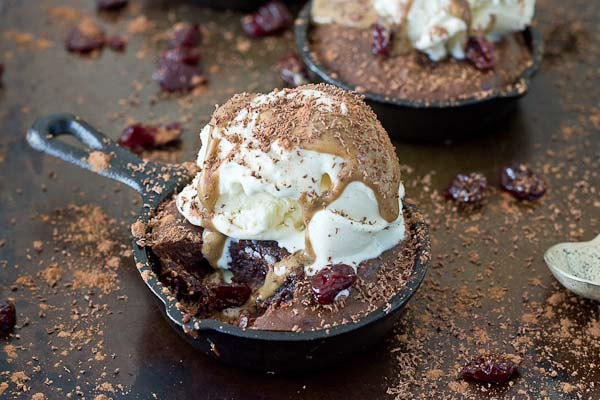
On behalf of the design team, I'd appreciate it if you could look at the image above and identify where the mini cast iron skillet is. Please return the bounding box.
[27,113,430,373]
[295,2,544,142]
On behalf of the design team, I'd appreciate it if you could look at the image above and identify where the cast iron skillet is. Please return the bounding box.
[26,113,431,373]
[295,2,544,142]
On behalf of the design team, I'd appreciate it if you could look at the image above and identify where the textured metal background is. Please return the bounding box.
[1,0,599,398]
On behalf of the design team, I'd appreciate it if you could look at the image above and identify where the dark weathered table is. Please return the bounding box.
[1,0,599,398]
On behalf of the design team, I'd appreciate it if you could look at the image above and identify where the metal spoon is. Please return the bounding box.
[544,234,600,301]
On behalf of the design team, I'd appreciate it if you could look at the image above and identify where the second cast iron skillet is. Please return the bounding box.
[27,113,430,373]
[295,2,544,142]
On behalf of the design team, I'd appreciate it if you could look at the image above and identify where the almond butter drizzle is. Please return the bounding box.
[201,229,227,268]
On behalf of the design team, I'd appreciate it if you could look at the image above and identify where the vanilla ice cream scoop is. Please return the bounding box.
[407,0,470,61]
[177,84,405,277]
[469,0,535,40]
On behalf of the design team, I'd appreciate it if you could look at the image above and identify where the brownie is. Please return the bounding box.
[228,240,290,289]
[148,198,210,279]
[310,23,534,102]
[148,197,422,331]
[148,199,254,306]
[147,199,275,315]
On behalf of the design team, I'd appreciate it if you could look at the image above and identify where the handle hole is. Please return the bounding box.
[54,134,91,151]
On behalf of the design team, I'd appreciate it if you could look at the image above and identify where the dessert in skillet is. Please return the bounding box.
[148,84,421,331]
[309,0,536,102]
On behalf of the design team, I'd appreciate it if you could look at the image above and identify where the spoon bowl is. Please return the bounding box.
[544,235,600,301]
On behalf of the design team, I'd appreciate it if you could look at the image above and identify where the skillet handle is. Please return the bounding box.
[27,113,163,196]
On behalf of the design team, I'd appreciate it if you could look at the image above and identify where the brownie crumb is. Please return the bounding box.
[87,151,112,172]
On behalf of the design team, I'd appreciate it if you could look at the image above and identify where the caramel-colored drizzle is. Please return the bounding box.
[449,0,472,30]
[201,229,227,268]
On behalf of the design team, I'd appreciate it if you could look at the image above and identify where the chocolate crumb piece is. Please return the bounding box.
[545,20,587,60]
[0,299,16,334]
[241,1,292,38]
[66,18,105,53]
[501,164,546,201]
[130,220,146,238]
[466,36,497,71]
[119,123,182,150]
[32,240,43,252]
[460,354,518,383]
[97,0,128,11]
[127,15,151,34]
[0,63,3,84]
[446,172,488,205]
[87,151,111,172]
[106,36,127,52]
[181,161,200,178]
[276,53,309,87]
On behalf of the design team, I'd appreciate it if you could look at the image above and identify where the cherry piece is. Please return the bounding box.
[446,172,488,205]
[371,24,393,57]
[66,18,105,53]
[162,47,201,66]
[241,1,292,38]
[311,264,356,305]
[276,53,309,87]
[153,58,205,92]
[501,164,546,201]
[0,300,16,334]
[119,124,155,149]
[169,23,202,48]
[466,36,497,70]
[118,123,182,150]
[461,354,518,383]
[106,36,127,52]
[210,284,252,310]
[97,0,128,11]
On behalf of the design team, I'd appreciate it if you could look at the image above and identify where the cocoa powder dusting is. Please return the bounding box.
[3,204,131,397]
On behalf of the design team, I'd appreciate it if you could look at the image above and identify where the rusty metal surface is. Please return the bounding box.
[1,0,599,398]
